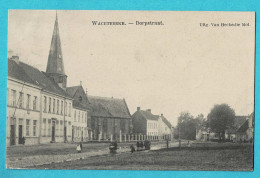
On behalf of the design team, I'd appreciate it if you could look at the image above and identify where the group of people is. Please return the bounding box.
[130,140,151,153]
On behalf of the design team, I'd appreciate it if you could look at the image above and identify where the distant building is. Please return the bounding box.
[132,107,159,140]
[236,112,254,143]
[88,96,132,141]
[66,85,90,142]
[196,115,249,142]
[158,114,172,140]
[225,116,248,141]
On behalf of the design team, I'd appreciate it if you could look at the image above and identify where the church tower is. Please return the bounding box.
[46,13,67,89]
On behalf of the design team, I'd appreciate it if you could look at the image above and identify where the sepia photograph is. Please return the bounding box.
[6,10,255,171]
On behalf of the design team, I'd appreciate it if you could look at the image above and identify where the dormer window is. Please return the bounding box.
[79,96,82,102]
[59,76,63,83]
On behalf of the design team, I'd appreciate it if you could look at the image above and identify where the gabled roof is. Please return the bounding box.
[66,86,80,98]
[66,85,90,110]
[161,115,172,129]
[132,110,159,121]
[237,120,249,133]
[226,116,248,134]
[88,96,131,119]
[73,100,87,111]
[8,59,36,85]
[8,59,71,98]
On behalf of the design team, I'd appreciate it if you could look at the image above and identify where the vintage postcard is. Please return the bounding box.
[6,10,255,171]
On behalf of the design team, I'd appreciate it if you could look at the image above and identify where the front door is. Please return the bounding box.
[18,125,23,144]
[51,120,55,142]
[10,125,15,146]
[64,126,67,142]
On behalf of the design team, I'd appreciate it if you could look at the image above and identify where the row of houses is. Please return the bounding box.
[196,113,254,143]
[6,14,172,146]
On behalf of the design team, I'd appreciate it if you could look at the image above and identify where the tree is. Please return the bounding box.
[207,104,235,141]
[176,112,202,140]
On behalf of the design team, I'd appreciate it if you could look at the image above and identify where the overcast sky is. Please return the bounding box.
[8,10,255,126]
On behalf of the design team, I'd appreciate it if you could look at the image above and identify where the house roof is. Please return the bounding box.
[132,110,159,121]
[161,115,172,129]
[8,59,36,85]
[226,116,248,134]
[8,59,71,98]
[66,86,80,98]
[66,85,91,110]
[88,96,131,119]
[72,100,87,110]
[237,120,249,133]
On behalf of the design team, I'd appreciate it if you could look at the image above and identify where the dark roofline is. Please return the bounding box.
[138,110,159,121]
[123,98,132,117]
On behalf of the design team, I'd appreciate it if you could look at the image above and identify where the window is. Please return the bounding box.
[79,96,82,102]
[65,102,67,116]
[26,94,31,109]
[33,96,37,110]
[85,112,87,123]
[26,119,30,136]
[82,111,84,122]
[43,96,47,112]
[74,111,76,122]
[11,90,16,106]
[48,97,51,113]
[18,92,24,108]
[33,120,37,136]
[43,119,46,136]
[53,99,56,113]
[57,100,59,114]
[61,101,63,115]
[69,103,71,116]
[78,111,80,122]
[48,119,51,136]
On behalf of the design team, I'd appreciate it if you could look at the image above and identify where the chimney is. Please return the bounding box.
[137,107,140,111]
[146,109,151,113]
[11,56,19,64]
[161,113,163,117]
[80,81,82,86]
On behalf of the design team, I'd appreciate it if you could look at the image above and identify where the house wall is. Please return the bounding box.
[7,79,41,146]
[147,120,158,136]
[90,117,131,141]
[41,92,73,143]
[158,116,171,138]
[72,108,88,142]
[7,78,73,146]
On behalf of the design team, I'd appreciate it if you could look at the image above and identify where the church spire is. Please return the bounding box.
[46,12,67,89]
[46,12,65,75]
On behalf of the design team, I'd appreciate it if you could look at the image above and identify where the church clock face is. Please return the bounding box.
[58,54,62,58]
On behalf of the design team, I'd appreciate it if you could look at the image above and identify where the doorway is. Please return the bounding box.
[51,120,55,142]
[10,118,16,146]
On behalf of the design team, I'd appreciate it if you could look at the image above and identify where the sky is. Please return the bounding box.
[8,10,255,126]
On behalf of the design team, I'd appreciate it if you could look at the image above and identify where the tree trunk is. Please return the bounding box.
[222,130,225,142]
